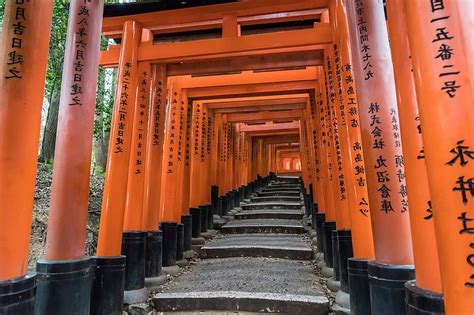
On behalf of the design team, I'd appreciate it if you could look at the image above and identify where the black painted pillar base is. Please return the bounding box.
[221,196,228,216]
[0,273,36,315]
[337,229,353,293]
[121,232,146,291]
[160,222,178,267]
[304,194,311,217]
[35,257,91,314]
[145,231,163,278]
[348,258,371,315]
[211,185,219,210]
[90,256,126,315]
[404,280,444,315]
[322,221,336,267]
[190,208,201,238]
[238,187,244,202]
[216,197,223,217]
[206,205,214,230]
[176,224,184,261]
[315,212,326,253]
[228,191,235,210]
[181,215,192,252]
[332,230,340,281]
[368,260,415,315]
[199,206,208,233]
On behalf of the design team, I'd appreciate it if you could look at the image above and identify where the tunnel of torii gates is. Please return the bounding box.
[0,0,473,314]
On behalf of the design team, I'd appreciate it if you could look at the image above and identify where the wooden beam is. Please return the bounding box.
[227,109,302,122]
[213,102,306,114]
[187,81,315,99]
[100,25,331,65]
[239,121,299,133]
[166,51,323,76]
[206,97,308,109]
[102,0,329,35]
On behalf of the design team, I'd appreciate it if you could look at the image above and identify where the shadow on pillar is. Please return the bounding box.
[90,255,126,315]
[0,273,36,315]
[404,280,444,315]
[368,260,414,315]
[35,257,92,314]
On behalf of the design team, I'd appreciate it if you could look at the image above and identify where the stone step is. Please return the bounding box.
[234,209,303,220]
[268,184,301,190]
[200,234,312,260]
[153,257,329,314]
[251,195,301,203]
[257,191,301,197]
[220,219,304,234]
[261,187,301,192]
[242,202,302,210]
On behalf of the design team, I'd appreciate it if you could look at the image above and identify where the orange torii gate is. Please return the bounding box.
[1,0,473,314]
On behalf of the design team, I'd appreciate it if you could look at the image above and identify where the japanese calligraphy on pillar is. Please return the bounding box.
[184,101,192,167]
[115,62,132,154]
[200,109,207,162]
[207,113,213,156]
[166,92,178,174]
[134,69,149,175]
[177,99,185,162]
[193,104,201,157]
[354,1,374,81]
[68,3,91,106]
[152,79,164,146]
[4,0,29,80]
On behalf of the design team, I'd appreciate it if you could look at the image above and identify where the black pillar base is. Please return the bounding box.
[216,197,223,217]
[348,258,371,315]
[221,196,228,216]
[228,191,235,210]
[211,185,219,209]
[90,256,126,315]
[145,231,163,278]
[404,280,444,315]
[206,205,214,230]
[160,222,178,267]
[332,230,340,281]
[238,187,244,202]
[35,257,91,315]
[0,273,36,315]
[337,229,353,293]
[121,232,146,291]
[322,221,336,267]
[233,189,239,207]
[368,260,415,315]
[181,215,192,251]
[176,224,184,261]
[199,206,208,233]
[315,213,326,253]
[190,208,201,238]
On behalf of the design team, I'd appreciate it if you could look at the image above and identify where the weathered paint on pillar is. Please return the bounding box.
[45,0,104,259]
[0,0,54,279]
[347,0,413,265]
[142,64,167,231]
[386,0,442,293]
[403,0,474,312]
[334,0,374,259]
[123,61,151,231]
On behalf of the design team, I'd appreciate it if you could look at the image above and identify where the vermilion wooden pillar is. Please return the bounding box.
[123,61,151,231]
[0,1,53,285]
[346,0,414,313]
[97,20,141,256]
[160,81,184,222]
[189,102,204,208]
[36,1,103,313]
[198,106,211,205]
[177,97,193,214]
[403,0,474,313]
[386,0,443,311]
[142,64,167,231]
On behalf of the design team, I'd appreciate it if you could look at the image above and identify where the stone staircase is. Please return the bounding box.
[152,177,330,314]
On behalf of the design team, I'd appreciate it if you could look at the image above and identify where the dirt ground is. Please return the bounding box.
[29,164,105,269]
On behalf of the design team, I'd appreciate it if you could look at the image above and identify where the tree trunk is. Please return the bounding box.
[39,88,60,163]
